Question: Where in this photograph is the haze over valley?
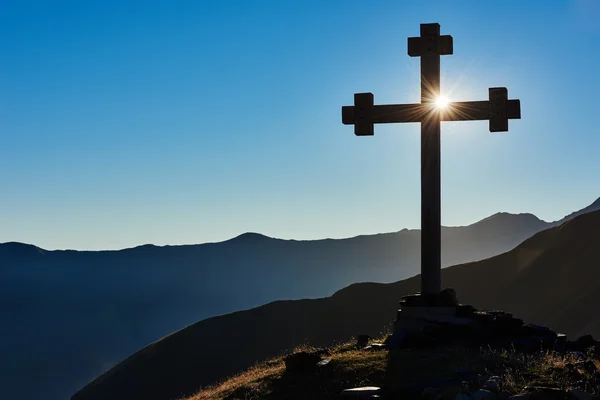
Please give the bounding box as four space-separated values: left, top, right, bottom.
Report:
2 197 599 400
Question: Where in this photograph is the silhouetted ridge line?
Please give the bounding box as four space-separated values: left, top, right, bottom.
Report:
0 241 45 257
228 232 273 242
4 195 598 400
70 210 600 400
552 196 600 226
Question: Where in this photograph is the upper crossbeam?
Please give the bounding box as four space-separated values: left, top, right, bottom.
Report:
341 88 521 135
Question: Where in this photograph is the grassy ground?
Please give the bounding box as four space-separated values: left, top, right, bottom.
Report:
182 339 600 400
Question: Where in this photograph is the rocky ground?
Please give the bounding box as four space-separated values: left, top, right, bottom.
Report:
181 296 600 400
182 331 600 400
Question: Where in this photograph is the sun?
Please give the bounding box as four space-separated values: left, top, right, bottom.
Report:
435 95 449 109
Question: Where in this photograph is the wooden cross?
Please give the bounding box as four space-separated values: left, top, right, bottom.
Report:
341 23 521 298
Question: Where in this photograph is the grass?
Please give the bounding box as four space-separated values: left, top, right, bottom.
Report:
498 349 600 395
182 339 600 400
183 341 387 400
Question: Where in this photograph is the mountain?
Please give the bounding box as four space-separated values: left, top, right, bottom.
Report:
2 196 598 400
552 196 600 226
72 210 600 400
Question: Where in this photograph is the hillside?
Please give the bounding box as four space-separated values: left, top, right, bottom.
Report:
7 199 588 400
185 341 600 400
72 210 600 400
553 196 600 226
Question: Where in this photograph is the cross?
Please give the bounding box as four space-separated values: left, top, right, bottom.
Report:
341 23 521 298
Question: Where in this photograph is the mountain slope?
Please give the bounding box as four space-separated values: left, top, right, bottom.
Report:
553 196 600 226
0 204 558 400
72 210 600 400
3 196 598 400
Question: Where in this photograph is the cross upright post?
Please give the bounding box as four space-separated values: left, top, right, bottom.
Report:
341 23 520 301
411 23 452 297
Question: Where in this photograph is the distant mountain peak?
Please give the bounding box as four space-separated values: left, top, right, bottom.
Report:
0 241 45 257
473 211 543 226
229 232 272 242
127 244 159 252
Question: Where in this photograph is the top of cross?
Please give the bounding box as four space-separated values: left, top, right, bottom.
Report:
408 23 453 57
341 23 521 135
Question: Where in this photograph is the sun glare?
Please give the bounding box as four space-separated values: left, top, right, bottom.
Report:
435 95 449 109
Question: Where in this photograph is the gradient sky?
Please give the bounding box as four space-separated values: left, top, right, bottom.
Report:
2 0 599 250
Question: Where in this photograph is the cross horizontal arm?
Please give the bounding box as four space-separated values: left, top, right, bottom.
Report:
342 100 520 124
342 103 424 125
443 100 521 122
341 88 521 135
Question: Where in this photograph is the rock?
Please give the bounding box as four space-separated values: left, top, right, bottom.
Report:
483 376 503 394
508 396 529 400
316 358 333 377
367 343 387 351
440 288 459 305
401 292 458 307
284 350 324 372
340 386 381 398
557 333 568 342
456 304 477 318
391 301 587 356
317 358 331 366
472 389 498 400
555 334 568 352
524 324 558 344
567 389 596 400
481 381 498 394
387 330 407 349
357 335 371 348
574 335 596 352
483 380 499 394
364 343 387 351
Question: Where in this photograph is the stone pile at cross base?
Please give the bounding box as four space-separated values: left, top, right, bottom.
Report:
388 288 596 354
378 288 598 356
285 289 600 400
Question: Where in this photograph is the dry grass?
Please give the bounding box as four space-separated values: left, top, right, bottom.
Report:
498 349 600 395
188 360 285 400
183 340 387 400
182 341 600 400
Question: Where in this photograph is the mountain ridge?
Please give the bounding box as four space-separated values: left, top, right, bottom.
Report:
3 196 599 400
72 210 600 400
4 196 599 252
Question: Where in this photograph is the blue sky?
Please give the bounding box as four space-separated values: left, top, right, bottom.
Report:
1 0 599 250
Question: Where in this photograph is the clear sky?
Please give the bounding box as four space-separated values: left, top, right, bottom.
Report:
1 0 599 250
